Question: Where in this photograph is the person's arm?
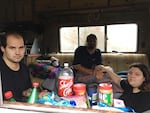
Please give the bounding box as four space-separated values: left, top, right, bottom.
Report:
74 64 104 80
96 65 122 86
74 64 94 75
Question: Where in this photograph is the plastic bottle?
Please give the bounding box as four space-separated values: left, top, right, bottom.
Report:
58 63 74 97
4 91 16 102
99 83 113 106
28 82 39 104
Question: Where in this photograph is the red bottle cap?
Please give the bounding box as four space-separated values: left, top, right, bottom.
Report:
4 91 13 99
33 82 39 87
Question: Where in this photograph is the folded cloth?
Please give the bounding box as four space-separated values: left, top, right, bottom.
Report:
29 62 62 79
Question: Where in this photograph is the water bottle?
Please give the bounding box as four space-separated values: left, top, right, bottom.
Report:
58 63 74 97
4 91 16 102
28 82 39 104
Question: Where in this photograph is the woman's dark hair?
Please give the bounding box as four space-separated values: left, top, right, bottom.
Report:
128 63 150 92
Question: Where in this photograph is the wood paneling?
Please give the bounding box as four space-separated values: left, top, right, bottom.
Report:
110 0 150 6
35 0 69 12
27 53 149 72
35 0 150 13
15 0 32 21
70 0 108 9
0 0 15 23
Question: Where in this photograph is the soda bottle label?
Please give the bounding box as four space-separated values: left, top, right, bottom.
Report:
58 76 73 97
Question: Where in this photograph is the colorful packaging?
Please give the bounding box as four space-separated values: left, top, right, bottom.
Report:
99 83 113 106
63 95 87 108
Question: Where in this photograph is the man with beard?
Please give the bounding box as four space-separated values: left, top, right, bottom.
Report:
73 34 103 83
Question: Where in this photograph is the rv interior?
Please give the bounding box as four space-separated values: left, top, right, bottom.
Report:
0 0 150 113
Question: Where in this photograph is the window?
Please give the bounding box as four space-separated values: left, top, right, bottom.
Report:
60 23 138 53
107 24 137 52
60 27 78 52
79 26 105 51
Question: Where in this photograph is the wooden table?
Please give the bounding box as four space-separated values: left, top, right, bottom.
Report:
0 101 129 113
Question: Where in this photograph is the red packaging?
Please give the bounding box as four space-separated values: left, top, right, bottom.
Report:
99 83 113 106
73 83 86 96
58 76 74 97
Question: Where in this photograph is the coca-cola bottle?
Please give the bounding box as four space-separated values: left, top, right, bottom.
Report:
58 63 74 97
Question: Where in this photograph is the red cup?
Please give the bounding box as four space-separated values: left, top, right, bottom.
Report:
73 83 86 96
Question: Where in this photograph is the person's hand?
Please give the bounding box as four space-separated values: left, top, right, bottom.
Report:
95 65 113 73
94 65 105 80
95 65 105 72
22 88 32 97
94 65 113 80
95 69 104 80
38 90 49 98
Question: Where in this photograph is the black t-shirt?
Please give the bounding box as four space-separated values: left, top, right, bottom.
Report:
119 80 150 112
0 57 32 101
73 46 102 69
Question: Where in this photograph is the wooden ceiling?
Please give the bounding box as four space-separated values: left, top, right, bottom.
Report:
35 0 150 14
0 0 150 23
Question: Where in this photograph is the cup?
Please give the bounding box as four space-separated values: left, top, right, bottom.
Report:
73 83 86 96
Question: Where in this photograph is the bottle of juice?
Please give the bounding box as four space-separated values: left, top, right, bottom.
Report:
28 82 39 104
4 91 16 102
58 63 74 97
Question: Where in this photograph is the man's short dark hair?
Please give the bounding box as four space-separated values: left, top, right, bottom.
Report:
0 25 24 48
86 34 97 42
0 30 24 48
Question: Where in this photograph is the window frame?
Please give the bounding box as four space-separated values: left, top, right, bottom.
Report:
59 23 138 53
